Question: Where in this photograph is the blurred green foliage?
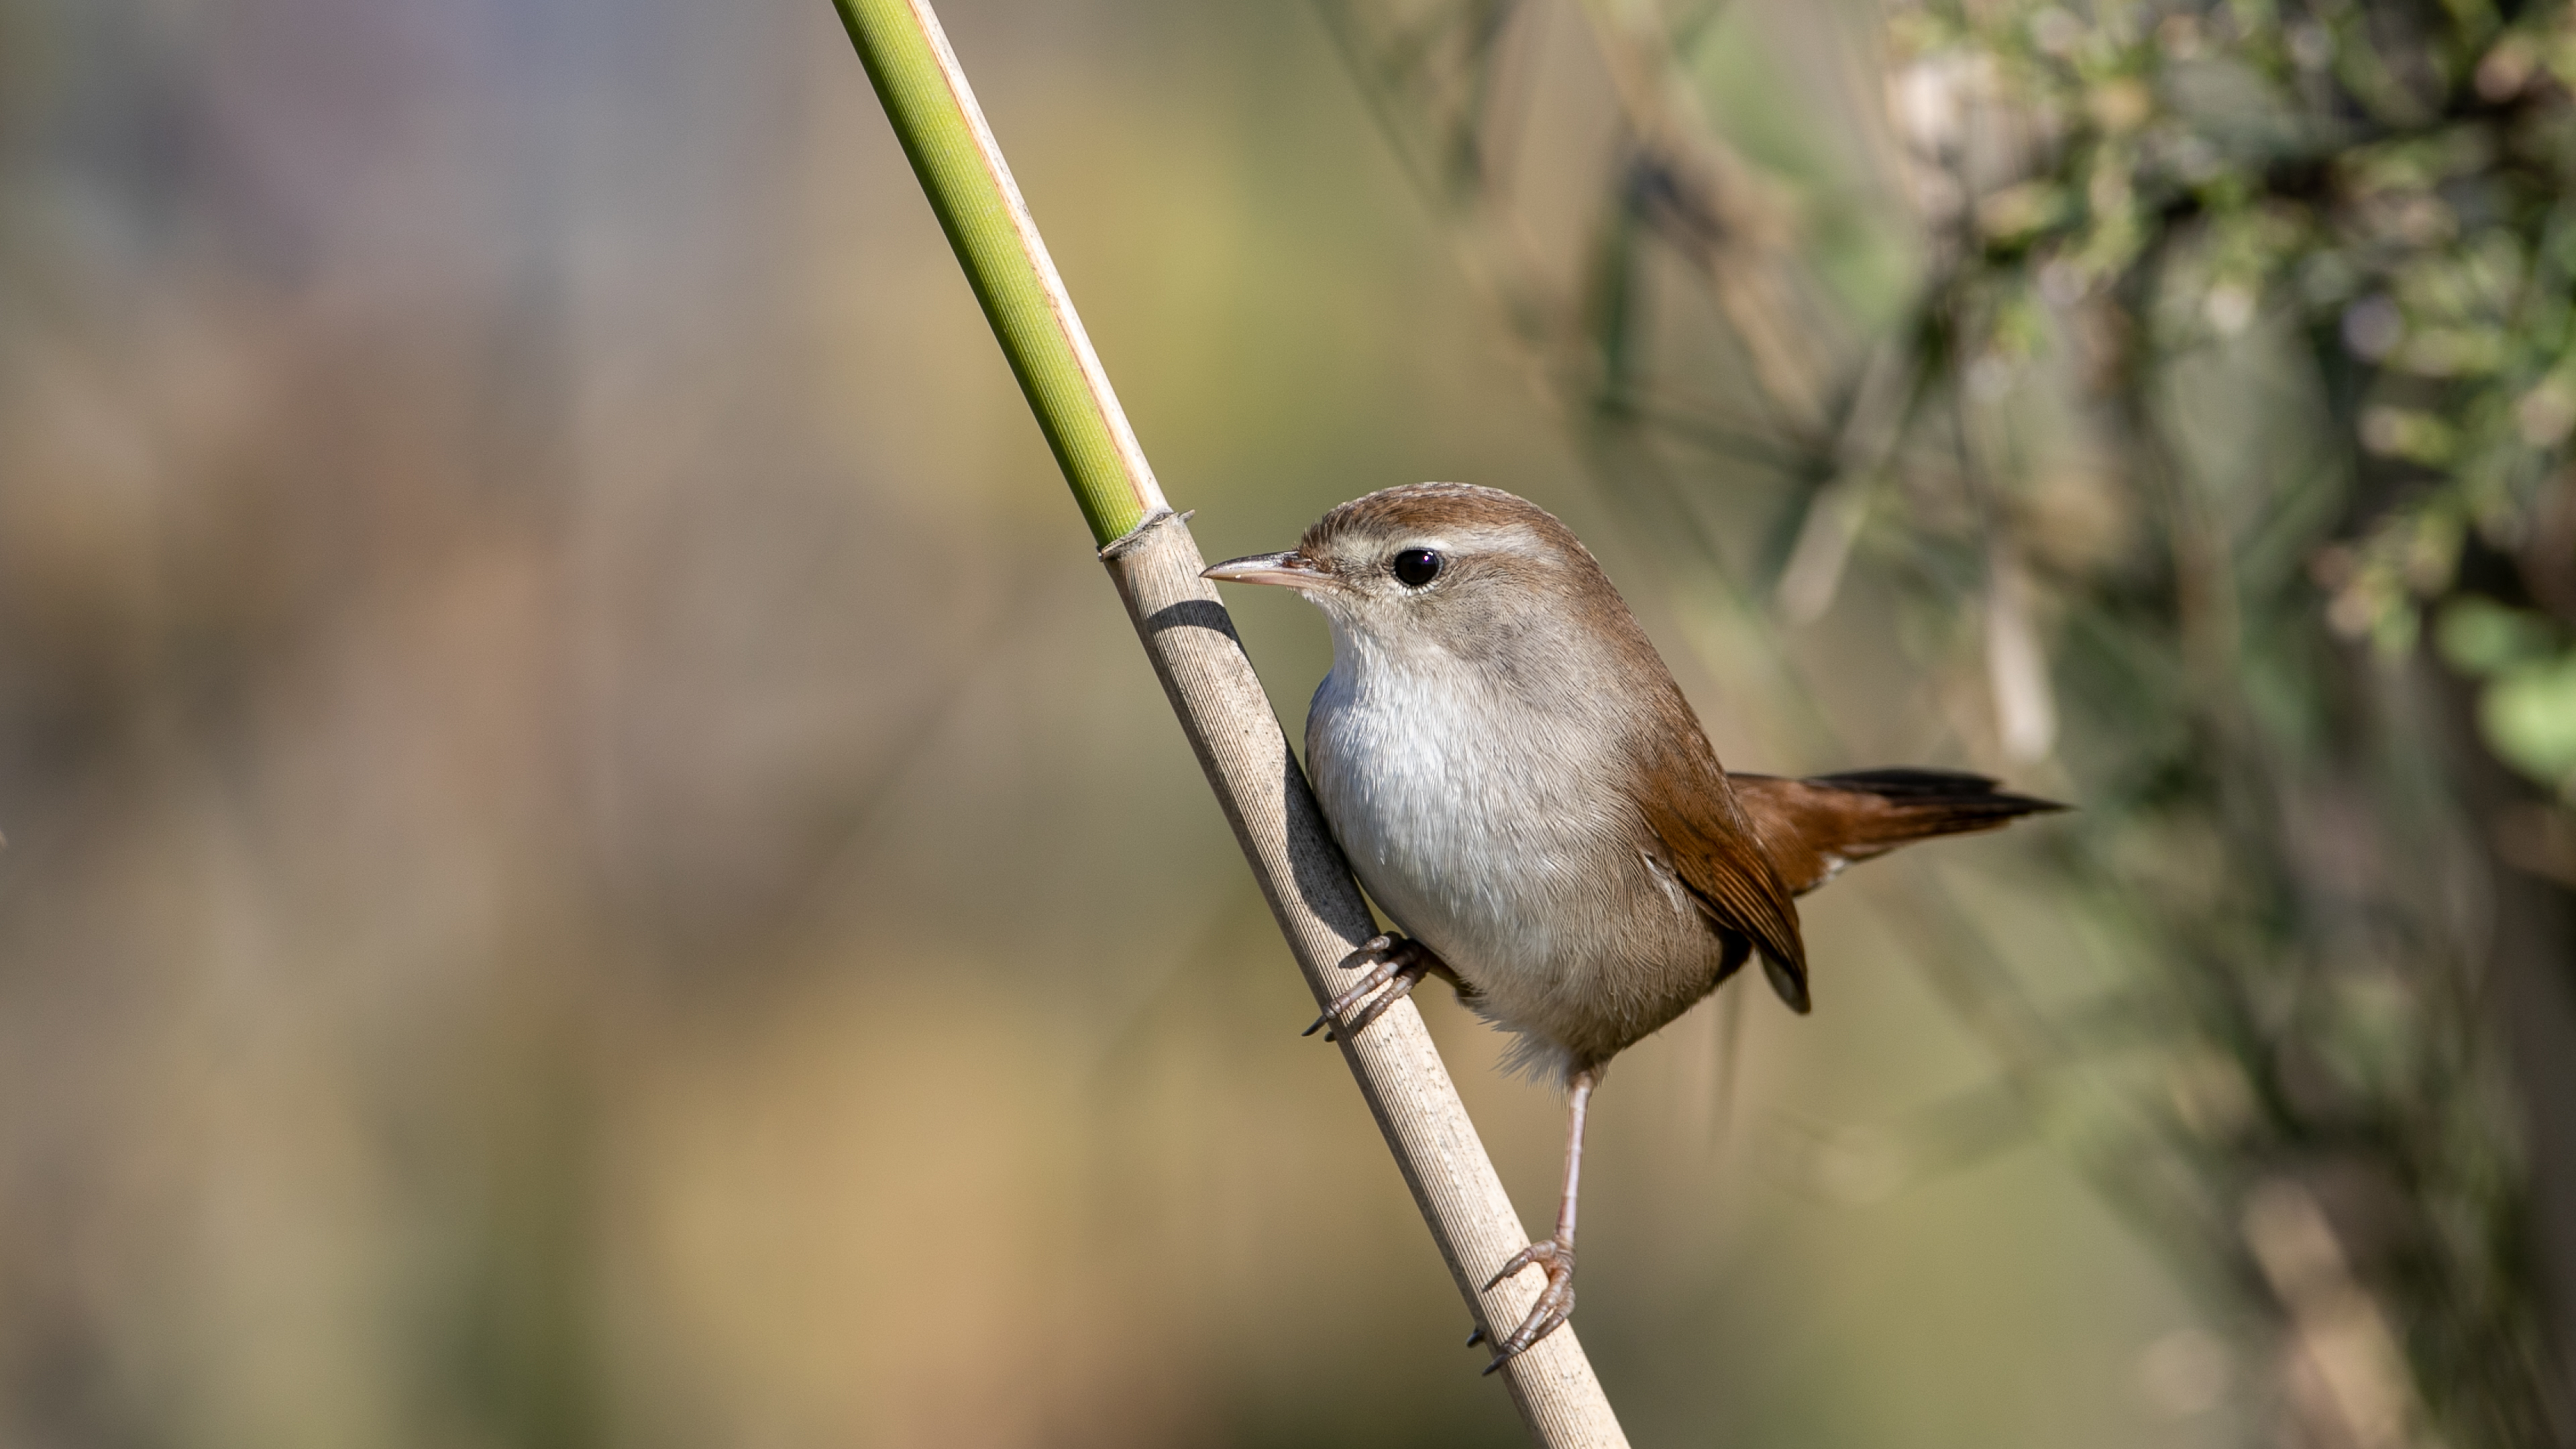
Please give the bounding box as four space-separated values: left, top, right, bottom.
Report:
1894 0 2576 780
2442 598 2576 789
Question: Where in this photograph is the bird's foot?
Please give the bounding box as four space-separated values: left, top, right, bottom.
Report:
1470 1236 1574 1373
1303 934 1439 1042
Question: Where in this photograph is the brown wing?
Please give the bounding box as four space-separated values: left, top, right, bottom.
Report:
1733 769 2068 895
1637 758 1811 1013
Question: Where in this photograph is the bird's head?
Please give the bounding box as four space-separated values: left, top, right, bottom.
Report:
1201 483 1614 663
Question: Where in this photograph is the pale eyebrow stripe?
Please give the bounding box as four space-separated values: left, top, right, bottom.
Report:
1412 525 1554 561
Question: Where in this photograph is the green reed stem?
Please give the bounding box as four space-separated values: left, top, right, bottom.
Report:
831 0 1167 547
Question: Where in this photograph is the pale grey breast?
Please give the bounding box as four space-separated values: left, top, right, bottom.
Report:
1305 616 1720 1065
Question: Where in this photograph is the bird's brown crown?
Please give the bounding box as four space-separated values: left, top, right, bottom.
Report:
1298 482 1589 563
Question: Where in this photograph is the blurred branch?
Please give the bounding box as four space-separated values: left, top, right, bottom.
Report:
1571 0 1840 439
828 1 1629 1440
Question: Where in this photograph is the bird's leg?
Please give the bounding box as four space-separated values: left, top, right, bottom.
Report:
1472 1065 1598 1373
1302 933 1444 1042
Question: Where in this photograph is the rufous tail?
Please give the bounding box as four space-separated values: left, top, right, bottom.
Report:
1730 768 2066 897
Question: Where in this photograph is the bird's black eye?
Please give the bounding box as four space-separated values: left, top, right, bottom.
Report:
1391 548 1442 588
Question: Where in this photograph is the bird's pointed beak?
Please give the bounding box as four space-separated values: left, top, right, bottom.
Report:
1201 550 1331 590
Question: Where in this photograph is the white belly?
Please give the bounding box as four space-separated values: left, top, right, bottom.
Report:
1305 645 1721 1073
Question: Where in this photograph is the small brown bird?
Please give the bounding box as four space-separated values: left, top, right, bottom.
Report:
1204 483 2061 1371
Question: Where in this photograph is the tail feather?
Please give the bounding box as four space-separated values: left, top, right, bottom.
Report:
1731 768 2066 896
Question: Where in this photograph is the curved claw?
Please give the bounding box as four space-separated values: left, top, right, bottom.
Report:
1479 1238 1575 1373
1303 934 1439 1042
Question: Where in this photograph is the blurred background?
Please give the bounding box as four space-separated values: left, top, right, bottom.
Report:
1 0 2571 1444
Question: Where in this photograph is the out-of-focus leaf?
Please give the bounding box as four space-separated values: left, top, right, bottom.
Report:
2481 653 2576 788
2436 598 2560 676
